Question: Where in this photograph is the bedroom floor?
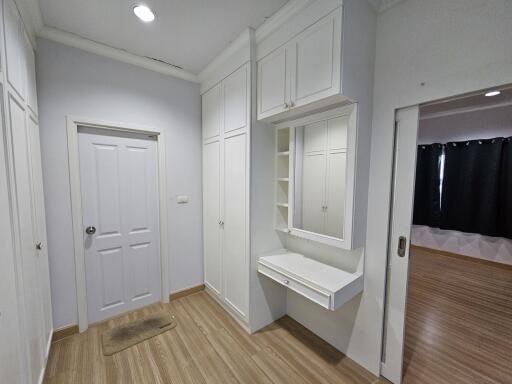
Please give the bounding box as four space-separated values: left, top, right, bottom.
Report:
403 247 512 384
43 291 386 384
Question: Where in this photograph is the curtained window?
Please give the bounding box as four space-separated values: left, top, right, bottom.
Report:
413 144 443 228
413 137 512 240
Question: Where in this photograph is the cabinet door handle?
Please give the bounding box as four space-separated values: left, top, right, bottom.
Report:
290 101 295 108
284 103 289 109
36 242 43 251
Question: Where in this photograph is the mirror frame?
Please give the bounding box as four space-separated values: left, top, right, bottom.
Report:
275 103 358 249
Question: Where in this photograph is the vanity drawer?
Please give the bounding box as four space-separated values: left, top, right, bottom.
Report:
258 263 331 309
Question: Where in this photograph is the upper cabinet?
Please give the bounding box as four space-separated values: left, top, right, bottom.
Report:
4 0 26 101
3 0 38 116
256 0 373 123
290 10 341 110
202 82 222 140
258 7 342 122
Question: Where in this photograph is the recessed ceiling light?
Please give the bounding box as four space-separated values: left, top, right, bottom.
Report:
133 5 155 22
485 90 501 97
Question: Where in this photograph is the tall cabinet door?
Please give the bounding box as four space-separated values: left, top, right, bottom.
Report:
8 95 44 383
27 116 53 351
203 140 222 297
223 132 248 318
202 83 222 141
0 91 24 384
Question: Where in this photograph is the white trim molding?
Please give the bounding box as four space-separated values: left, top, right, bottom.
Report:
66 116 170 332
40 27 198 83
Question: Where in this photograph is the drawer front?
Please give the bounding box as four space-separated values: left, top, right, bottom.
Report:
258 263 331 309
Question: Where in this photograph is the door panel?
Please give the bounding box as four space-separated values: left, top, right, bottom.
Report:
0 89 24 384
291 11 339 108
202 83 222 140
27 116 53 349
325 151 346 238
9 95 44 382
301 153 326 234
258 48 288 118
328 116 348 150
381 106 420 384
223 133 248 317
79 130 161 324
304 120 327 153
4 0 26 100
203 140 222 296
224 65 247 133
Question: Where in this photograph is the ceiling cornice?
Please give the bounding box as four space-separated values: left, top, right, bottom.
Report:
39 26 199 82
14 0 199 82
379 0 406 13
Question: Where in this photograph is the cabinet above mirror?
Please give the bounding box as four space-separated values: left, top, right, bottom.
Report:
274 104 360 250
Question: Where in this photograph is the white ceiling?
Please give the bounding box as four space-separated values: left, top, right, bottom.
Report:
39 0 289 74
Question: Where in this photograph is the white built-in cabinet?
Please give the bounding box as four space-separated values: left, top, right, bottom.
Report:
0 0 52 383
257 7 342 121
202 63 250 322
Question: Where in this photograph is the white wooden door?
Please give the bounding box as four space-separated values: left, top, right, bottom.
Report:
381 106 420 384
289 9 341 109
257 47 288 119
8 95 44 382
202 83 222 140
224 65 248 134
79 129 161 324
223 132 248 318
203 140 222 297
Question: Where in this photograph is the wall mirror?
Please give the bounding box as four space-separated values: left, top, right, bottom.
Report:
274 103 357 249
293 114 348 239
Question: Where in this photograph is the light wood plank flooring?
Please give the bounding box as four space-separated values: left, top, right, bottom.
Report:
44 291 385 384
403 247 512 384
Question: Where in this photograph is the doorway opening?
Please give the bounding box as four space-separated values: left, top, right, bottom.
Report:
382 85 512 384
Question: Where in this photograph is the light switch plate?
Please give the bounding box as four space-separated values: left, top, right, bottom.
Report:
177 195 189 204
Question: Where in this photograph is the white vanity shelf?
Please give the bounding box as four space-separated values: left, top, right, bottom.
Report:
258 250 363 311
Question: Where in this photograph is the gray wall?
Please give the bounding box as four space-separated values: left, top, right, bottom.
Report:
36 38 203 329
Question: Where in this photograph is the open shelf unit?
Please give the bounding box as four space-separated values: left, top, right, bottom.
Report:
275 126 291 232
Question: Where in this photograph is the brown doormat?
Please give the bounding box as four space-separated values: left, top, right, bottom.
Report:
102 312 177 356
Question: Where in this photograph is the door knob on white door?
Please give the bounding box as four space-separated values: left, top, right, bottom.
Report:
35 242 43 250
85 226 96 235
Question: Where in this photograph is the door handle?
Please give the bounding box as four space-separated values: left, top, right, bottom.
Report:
85 226 96 235
36 242 43 250
397 236 407 257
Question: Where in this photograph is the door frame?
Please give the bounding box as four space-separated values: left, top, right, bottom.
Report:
66 116 169 332
380 84 512 383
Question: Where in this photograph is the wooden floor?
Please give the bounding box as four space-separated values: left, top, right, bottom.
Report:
403 247 512 384
44 291 385 384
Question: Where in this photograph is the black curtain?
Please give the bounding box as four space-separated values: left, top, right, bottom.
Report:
440 137 512 239
413 144 442 227
498 138 512 239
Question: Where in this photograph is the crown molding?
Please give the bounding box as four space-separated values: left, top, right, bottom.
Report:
38 26 199 83
379 0 406 13
198 28 253 89
255 0 316 43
